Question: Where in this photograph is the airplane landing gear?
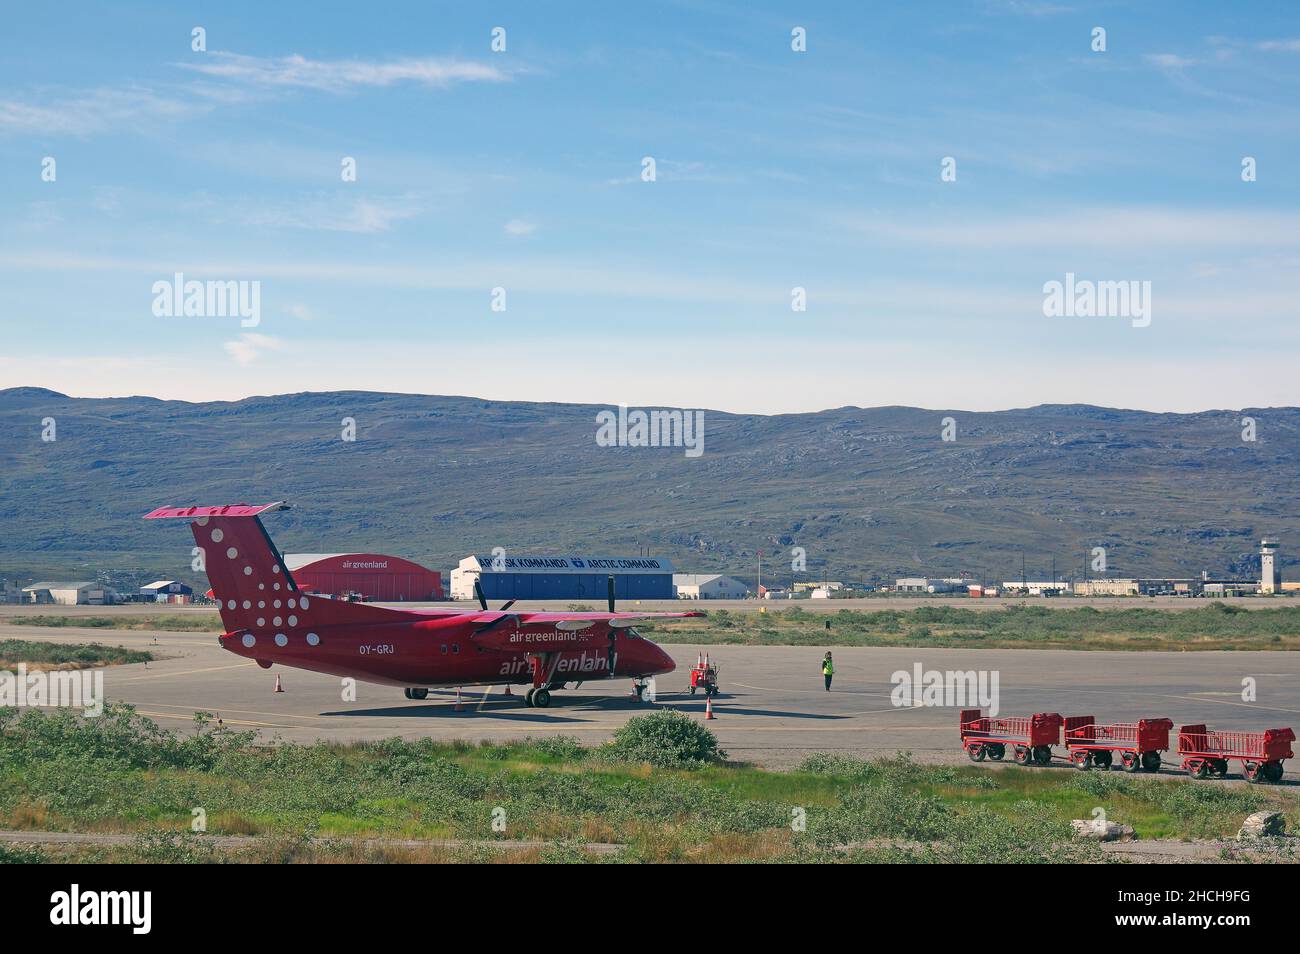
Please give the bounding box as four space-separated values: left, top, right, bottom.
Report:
631 680 647 701
524 688 551 708
404 688 429 700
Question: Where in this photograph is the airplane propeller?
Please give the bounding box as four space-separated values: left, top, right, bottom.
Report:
607 575 616 613
473 578 516 613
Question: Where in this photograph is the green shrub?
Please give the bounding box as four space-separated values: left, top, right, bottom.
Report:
600 710 725 768
0 843 46 864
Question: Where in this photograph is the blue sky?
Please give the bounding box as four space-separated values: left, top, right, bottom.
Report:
1 0 1298 412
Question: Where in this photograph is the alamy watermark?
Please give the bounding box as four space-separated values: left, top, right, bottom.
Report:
891 663 1000 715
152 272 261 327
1042 272 1150 328
595 404 705 458
0 665 104 716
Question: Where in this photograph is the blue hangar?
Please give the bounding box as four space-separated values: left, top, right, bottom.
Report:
450 554 674 601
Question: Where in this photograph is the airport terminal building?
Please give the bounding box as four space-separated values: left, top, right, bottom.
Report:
451 554 674 601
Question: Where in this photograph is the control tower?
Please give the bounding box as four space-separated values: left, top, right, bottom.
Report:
1260 539 1281 594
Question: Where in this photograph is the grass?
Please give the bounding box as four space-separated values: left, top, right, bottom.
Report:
11 615 213 632
0 704 1292 864
639 602 1300 651
12 601 1300 652
0 639 153 670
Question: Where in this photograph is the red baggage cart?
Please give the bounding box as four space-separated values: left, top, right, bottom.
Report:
1177 724 1294 783
1063 716 1172 773
960 709 1062 766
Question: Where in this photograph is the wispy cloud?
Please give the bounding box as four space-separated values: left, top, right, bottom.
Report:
504 219 537 236
179 52 512 92
1145 53 1197 70
212 195 420 234
0 86 197 135
224 333 285 366
834 208 1300 250
282 303 314 321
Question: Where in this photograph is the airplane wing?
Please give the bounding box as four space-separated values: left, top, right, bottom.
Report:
465 610 702 651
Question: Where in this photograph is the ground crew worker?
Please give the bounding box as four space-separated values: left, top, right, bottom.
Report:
822 651 834 691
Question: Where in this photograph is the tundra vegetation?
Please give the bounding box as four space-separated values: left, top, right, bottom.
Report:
643 602 1300 651
0 639 153 669
11 601 1300 651
0 706 1292 864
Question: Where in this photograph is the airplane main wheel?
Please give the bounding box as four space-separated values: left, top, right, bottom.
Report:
532 688 551 708
404 688 429 700
524 689 535 707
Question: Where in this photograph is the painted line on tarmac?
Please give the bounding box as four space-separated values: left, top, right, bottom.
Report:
130 701 331 723
111 662 257 683
132 709 297 729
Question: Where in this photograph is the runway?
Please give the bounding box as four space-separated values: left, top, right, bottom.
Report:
5 614 1299 769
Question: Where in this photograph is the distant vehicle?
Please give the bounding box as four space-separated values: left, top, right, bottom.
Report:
146 503 698 708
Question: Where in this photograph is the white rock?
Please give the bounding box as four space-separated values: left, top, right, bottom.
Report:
1072 819 1135 842
1238 811 1286 840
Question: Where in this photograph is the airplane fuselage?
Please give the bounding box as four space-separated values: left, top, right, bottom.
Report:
218 612 675 688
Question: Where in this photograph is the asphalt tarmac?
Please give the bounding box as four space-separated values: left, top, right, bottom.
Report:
4 609 1298 772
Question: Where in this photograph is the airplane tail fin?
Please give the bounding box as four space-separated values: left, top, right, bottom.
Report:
144 503 412 632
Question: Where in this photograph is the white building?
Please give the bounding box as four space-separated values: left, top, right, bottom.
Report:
21 581 117 605
1000 581 1071 596
895 577 965 593
673 574 750 600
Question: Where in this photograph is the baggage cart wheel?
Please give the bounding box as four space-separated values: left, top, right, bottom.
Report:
1187 759 1208 780
1212 759 1229 778
1094 750 1113 771
985 743 1005 761
966 743 986 762
1072 751 1091 771
1033 745 1052 766
1243 761 1262 784
1264 762 1284 783
1141 752 1161 772
1013 745 1031 765
1120 752 1140 773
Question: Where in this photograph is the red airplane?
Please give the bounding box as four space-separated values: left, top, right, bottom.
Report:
145 502 699 708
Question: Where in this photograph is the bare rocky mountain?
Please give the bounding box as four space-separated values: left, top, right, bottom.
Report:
0 387 1295 587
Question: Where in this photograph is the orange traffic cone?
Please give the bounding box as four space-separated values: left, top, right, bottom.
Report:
274 673 284 693
454 687 464 712
503 684 513 696
705 695 715 720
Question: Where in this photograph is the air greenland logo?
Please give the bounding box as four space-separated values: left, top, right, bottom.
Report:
342 560 388 570
50 884 151 935
596 404 705 458
498 651 609 676
151 271 261 327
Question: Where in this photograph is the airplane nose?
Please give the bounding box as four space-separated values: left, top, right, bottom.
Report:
654 642 676 674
